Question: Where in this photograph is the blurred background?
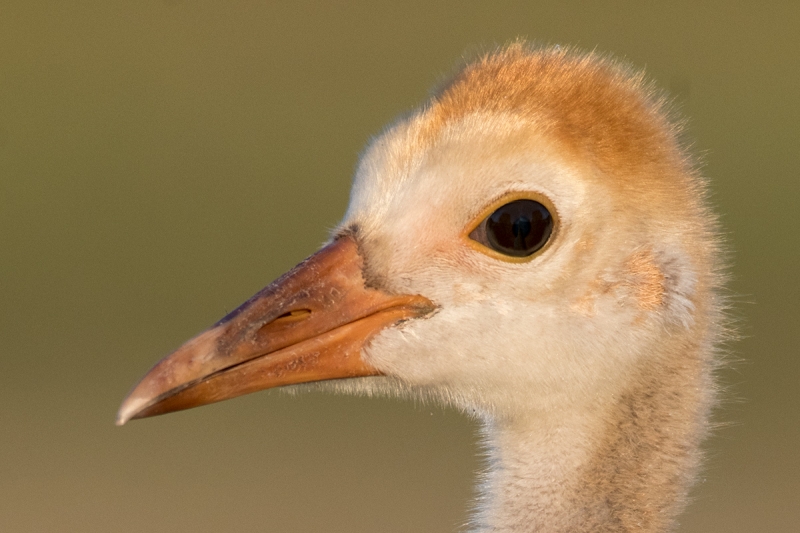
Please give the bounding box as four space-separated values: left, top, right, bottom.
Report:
1 2 798 532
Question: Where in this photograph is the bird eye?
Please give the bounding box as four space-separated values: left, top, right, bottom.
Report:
469 199 554 258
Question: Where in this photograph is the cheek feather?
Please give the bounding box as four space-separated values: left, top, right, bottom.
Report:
625 249 666 311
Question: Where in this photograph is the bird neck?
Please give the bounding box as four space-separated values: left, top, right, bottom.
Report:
473 344 711 533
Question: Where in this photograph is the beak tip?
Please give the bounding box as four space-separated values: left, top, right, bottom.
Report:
116 396 146 426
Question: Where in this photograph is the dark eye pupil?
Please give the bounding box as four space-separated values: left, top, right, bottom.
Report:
484 199 553 257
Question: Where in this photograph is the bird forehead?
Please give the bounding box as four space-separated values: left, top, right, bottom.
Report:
346 111 589 236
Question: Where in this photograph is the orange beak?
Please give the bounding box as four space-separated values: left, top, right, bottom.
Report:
116 235 434 425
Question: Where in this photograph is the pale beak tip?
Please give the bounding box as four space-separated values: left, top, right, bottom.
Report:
115 396 146 426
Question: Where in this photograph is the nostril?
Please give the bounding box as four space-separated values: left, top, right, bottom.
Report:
257 309 312 338
272 309 312 324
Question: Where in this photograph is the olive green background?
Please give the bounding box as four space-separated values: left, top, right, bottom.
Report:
1 2 798 532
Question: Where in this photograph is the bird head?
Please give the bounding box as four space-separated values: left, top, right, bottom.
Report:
117 45 716 427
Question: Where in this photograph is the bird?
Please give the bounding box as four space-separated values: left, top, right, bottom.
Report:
117 43 727 532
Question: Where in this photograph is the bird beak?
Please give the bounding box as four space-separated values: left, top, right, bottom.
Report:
116 235 434 426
